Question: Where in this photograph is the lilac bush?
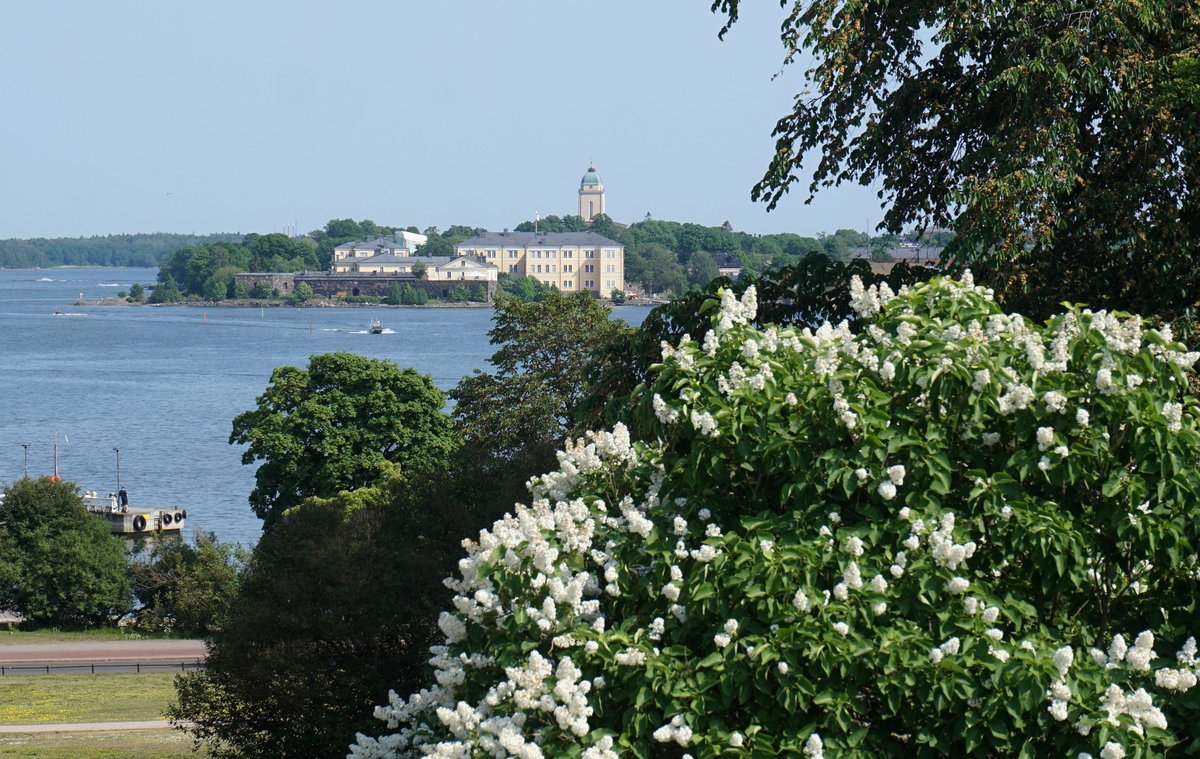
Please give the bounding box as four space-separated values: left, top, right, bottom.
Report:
351 275 1200 757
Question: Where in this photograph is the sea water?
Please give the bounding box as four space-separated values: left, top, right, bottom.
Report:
0 268 651 546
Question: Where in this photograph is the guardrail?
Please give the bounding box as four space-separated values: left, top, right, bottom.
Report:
0 660 204 675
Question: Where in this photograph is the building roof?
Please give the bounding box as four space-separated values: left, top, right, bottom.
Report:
334 235 421 251
349 253 454 265
580 166 602 187
456 231 622 249
345 253 497 269
442 257 493 268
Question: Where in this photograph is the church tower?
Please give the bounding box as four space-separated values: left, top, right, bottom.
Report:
578 165 606 223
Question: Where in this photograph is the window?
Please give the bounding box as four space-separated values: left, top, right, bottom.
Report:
564 250 573 258
585 280 594 288
564 264 573 273
509 264 518 273
606 250 614 258
606 280 613 288
586 251 595 258
535 251 542 259
548 264 555 273
585 264 594 273
565 280 574 289
508 249 518 257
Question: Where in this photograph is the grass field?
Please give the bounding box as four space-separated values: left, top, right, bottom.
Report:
0 671 212 757
0 672 177 724
0 627 180 646
0 729 206 758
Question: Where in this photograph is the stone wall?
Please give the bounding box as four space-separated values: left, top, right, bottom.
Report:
232 272 496 301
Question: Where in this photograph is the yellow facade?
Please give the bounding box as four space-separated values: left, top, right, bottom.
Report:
455 236 624 298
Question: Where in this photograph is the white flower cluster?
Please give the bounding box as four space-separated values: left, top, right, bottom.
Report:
848 275 896 318
652 714 693 746
929 636 961 665
716 286 758 332
354 273 1200 757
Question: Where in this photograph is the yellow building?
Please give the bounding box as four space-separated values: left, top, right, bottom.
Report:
454 231 624 297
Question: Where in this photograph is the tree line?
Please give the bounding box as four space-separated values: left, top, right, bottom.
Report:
0 233 241 269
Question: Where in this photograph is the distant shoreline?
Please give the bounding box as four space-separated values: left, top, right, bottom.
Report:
76 298 658 309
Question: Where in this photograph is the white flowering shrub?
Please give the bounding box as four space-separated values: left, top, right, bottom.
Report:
351 275 1200 758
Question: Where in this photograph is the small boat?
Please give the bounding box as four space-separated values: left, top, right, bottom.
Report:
369 320 384 334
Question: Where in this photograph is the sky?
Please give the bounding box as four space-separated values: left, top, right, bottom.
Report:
0 1 883 240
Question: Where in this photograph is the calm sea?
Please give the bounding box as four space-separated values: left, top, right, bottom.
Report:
0 267 651 546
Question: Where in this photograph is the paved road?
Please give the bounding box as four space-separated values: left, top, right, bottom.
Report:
0 639 206 675
0 720 178 733
0 639 206 663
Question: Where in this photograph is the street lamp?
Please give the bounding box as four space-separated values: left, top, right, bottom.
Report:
21 443 28 478
113 447 120 492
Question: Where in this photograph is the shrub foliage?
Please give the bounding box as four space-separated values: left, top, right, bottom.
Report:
351 276 1200 757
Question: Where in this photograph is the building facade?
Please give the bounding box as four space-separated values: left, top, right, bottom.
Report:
578 165 605 222
454 230 624 297
331 232 429 272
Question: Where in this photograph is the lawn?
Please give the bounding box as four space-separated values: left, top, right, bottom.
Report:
0 729 207 758
0 627 180 646
0 672 177 724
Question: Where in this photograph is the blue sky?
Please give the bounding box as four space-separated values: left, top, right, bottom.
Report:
0 1 881 240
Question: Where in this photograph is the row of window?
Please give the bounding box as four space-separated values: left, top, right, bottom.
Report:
504 264 604 274
478 249 618 260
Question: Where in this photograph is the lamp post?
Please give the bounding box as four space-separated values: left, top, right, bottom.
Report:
21 443 28 478
113 447 120 492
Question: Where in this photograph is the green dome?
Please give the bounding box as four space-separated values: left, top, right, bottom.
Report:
581 166 602 186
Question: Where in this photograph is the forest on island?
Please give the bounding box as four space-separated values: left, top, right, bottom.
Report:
0 232 241 269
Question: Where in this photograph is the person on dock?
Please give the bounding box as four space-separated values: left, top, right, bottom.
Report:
118 487 128 512
109 492 118 513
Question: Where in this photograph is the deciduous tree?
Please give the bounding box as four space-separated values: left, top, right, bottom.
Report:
711 0 1200 321
132 531 245 634
0 478 131 627
172 474 458 759
229 353 458 529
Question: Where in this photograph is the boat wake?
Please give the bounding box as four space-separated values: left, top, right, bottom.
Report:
98 282 122 287
53 312 88 317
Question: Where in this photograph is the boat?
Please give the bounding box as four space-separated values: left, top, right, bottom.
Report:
369 320 384 334
81 491 186 535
